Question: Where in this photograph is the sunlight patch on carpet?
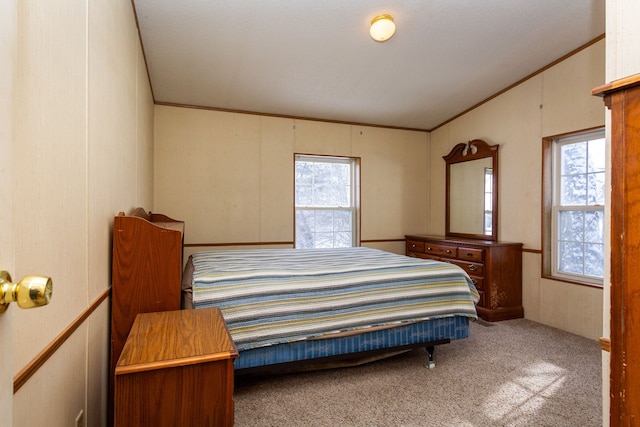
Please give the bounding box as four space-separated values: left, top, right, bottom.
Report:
482 361 567 426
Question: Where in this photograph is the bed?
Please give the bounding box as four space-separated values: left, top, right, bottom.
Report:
183 246 479 374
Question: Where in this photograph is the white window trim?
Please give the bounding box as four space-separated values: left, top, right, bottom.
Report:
294 154 360 248
483 167 493 235
550 129 605 286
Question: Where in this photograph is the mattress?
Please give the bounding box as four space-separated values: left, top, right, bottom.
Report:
189 247 479 351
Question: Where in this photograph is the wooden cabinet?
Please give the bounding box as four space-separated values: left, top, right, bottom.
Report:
114 308 238 426
593 74 640 424
405 235 523 321
109 208 184 424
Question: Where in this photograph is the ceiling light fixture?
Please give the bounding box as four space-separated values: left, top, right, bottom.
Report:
369 14 396 42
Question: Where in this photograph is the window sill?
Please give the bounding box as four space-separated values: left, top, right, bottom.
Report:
541 274 604 289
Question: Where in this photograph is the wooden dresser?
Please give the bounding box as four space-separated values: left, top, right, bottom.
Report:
109 208 184 425
114 308 238 426
405 235 523 321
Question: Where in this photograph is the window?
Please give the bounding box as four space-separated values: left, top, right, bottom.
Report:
484 167 493 235
543 129 606 286
294 154 360 248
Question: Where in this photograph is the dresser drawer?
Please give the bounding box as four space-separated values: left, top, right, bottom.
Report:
470 277 484 291
424 243 457 258
457 247 484 262
450 259 484 276
406 240 425 253
408 252 439 261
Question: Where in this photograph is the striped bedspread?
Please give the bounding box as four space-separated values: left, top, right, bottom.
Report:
191 247 479 351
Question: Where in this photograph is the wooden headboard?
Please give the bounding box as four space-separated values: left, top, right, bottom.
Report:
127 206 151 221
125 207 182 226
109 208 185 423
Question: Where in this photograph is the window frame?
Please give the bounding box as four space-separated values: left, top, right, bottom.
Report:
542 128 605 288
483 167 493 235
293 154 361 249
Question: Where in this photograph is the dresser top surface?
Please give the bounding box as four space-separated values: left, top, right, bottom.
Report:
116 308 238 375
405 235 522 248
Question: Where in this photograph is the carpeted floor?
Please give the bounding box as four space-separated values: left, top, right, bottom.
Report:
233 318 602 426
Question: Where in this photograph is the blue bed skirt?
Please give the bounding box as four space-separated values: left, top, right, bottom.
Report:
234 316 470 371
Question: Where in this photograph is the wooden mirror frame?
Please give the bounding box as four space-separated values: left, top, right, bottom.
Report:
443 139 499 241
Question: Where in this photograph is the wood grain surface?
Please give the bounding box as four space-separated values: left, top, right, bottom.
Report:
114 308 237 426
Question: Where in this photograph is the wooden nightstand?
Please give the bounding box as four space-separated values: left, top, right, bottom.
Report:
114 308 238 426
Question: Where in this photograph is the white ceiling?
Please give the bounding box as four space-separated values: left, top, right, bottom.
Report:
133 0 605 131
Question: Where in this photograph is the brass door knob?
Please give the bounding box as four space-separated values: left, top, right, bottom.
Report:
0 270 53 314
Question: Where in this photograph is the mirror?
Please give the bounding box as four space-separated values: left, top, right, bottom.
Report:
444 139 499 241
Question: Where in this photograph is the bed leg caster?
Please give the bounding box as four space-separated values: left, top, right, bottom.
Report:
424 345 436 369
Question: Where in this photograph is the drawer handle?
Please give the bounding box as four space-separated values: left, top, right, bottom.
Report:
446 249 452 254
466 252 473 257
411 244 416 248
427 247 432 251
469 265 478 272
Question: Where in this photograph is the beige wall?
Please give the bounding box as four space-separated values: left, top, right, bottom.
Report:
154 106 428 258
12 1 153 426
429 39 606 341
